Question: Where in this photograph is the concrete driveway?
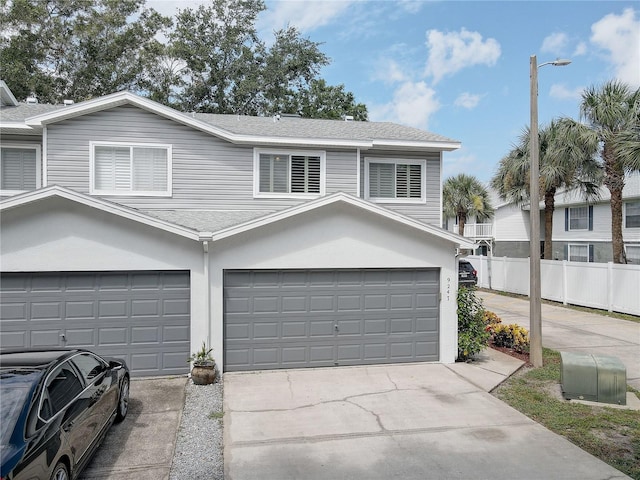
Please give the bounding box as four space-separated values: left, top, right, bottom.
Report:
224 359 629 480
478 290 640 389
80 377 186 480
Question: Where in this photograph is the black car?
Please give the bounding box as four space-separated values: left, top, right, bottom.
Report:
0 349 129 480
458 259 478 287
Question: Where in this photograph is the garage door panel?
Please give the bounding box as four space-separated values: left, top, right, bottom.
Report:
224 268 439 371
0 272 190 377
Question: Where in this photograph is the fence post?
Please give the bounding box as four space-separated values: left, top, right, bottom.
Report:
562 260 567 306
607 262 613 312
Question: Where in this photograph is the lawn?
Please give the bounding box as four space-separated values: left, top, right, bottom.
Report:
493 348 640 479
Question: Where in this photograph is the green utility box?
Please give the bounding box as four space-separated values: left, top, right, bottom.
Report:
560 352 626 405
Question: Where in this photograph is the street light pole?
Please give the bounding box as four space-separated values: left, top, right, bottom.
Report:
529 55 571 368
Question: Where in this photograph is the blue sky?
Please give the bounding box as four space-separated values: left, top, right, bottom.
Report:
149 1 640 183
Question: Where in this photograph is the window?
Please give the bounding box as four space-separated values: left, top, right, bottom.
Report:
91 142 171 196
567 244 593 263
626 245 640 264
365 158 426 202
565 206 593 231
254 149 325 197
0 146 41 194
72 353 106 382
41 361 83 420
625 201 640 228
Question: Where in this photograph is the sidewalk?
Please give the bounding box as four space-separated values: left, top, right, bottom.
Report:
478 290 640 389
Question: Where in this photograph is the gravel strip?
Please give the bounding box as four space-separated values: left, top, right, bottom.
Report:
170 378 224 480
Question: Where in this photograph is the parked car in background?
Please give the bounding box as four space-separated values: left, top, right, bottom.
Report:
0 349 129 480
458 259 478 287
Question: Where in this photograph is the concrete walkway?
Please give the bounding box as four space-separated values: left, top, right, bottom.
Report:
80 377 186 480
478 290 640 389
224 352 629 480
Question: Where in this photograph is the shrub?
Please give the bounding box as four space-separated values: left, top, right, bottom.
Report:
483 310 501 326
457 286 490 361
489 323 530 353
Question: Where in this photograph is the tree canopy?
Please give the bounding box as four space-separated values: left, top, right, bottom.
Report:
443 173 494 237
1 0 368 119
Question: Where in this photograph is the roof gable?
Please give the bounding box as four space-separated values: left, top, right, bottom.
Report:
0 186 200 240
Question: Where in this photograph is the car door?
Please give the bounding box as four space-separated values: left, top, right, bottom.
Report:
70 353 117 443
42 360 94 472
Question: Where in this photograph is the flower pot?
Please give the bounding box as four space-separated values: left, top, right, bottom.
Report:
191 364 216 385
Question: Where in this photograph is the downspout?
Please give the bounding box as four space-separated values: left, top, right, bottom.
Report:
42 126 48 187
356 147 361 197
203 240 211 348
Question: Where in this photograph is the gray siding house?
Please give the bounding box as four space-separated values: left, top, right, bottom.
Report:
0 82 474 376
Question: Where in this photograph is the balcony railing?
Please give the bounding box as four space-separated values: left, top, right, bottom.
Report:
447 223 493 238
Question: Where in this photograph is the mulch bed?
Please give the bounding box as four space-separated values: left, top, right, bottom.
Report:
489 341 532 367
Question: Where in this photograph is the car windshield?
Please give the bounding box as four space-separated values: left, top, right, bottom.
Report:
0 384 30 444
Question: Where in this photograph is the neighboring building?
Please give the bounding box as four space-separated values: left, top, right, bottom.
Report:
445 174 640 264
0 82 473 376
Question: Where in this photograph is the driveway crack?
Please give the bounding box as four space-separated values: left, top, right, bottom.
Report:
345 398 387 432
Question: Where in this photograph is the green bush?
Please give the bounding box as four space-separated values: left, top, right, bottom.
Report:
457 286 490 361
489 323 530 353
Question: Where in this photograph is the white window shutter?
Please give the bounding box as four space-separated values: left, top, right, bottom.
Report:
1 148 36 190
133 147 167 191
369 162 394 198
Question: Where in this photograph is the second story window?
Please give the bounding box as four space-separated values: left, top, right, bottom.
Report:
565 205 593 231
0 146 41 195
90 142 171 196
625 201 640 228
364 158 426 203
254 149 325 197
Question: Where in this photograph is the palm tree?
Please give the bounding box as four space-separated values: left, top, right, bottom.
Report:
561 81 640 263
443 174 494 237
491 119 601 260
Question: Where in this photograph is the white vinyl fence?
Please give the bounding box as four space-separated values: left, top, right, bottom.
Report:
466 255 640 316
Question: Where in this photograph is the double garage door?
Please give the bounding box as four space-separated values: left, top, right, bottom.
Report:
224 268 440 371
0 271 190 377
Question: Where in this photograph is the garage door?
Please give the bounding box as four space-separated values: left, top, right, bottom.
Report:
0 271 190 377
224 268 439 371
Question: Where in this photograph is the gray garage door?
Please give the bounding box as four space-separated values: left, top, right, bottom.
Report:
224 268 439 372
0 271 190 377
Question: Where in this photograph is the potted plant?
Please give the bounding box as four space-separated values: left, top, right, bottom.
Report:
188 341 216 385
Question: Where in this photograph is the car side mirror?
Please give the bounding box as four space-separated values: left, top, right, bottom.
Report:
109 360 123 370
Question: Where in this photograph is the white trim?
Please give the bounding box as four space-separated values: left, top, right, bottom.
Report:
205 191 476 249
0 185 199 240
0 80 19 106
252 148 326 198
624 243 640 264
363 157 427 204
0 143 42 196
42 126 48 187
89 141 172 197
356 148 361 198
371 139 460 151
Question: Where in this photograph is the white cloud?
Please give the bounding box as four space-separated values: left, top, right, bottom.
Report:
454 92 482 109
397 0 423 14
590 8 640 87
371 58 409 84
424 28 501 85
369 81 440 129
260 0 353 34
443 152 479 180
573 42 588 56
541 32 568 54
549 83 583 101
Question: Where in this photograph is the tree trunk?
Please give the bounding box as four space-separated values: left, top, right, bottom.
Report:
458 213 467 237
543 188 556 260
603 143 627 263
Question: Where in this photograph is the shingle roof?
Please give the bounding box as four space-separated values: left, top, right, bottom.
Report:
193 113 458 144
142 209 274 232
0 103 65 121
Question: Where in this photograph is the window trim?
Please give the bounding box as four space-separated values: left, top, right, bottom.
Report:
89 141 172 197
0 144 42 196
567 206 590 231
567 243 592 263
364 157 427 204
253 148 326 198
37 358 87 424
625 244 640 264
624 201 640 229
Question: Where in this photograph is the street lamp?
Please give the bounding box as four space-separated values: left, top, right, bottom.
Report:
529 55 571 367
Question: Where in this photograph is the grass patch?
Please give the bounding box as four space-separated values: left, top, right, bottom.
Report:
479 288 640 323
208 411 224 420
494 348 640 479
